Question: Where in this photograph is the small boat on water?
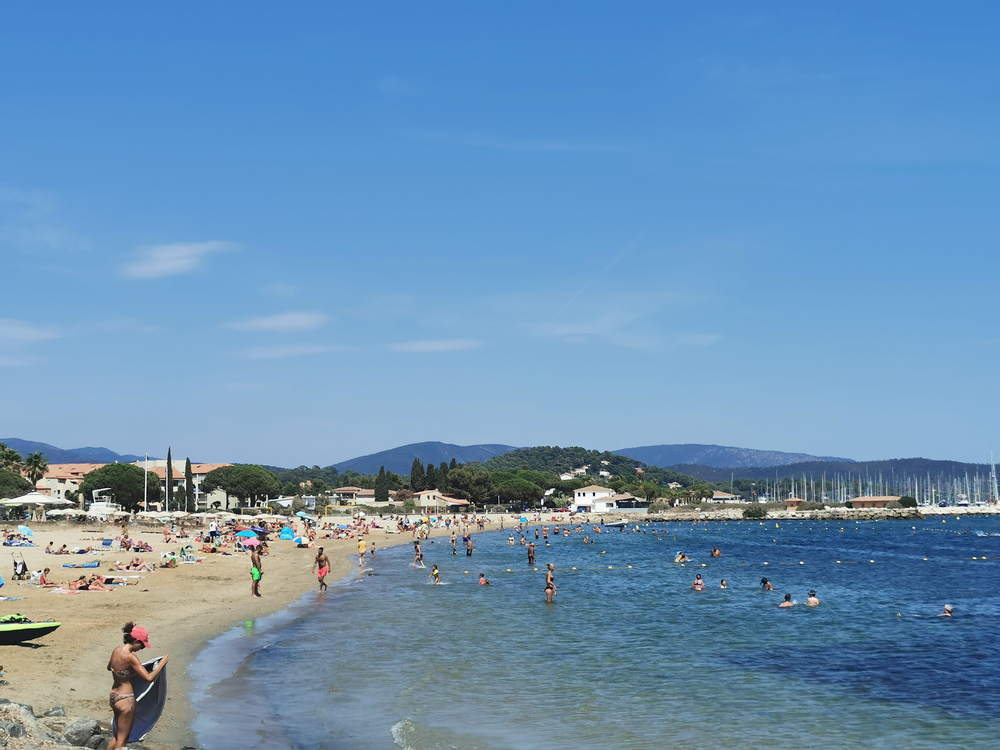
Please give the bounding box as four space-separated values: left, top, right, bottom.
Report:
604 520 628 528
0 616 61 645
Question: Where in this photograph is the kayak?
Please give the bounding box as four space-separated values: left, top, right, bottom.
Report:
0 621 61 645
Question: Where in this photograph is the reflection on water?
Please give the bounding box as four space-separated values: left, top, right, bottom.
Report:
194 518 1000 749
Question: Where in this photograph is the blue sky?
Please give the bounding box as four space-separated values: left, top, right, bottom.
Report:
1 3 997 466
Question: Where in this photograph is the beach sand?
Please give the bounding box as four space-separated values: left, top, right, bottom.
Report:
1 520 432 749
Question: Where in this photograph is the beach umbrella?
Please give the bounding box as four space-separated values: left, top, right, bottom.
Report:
293 536 308 545
235 530 257 538
242 537 261 547
8 492 73 506
18 525 33 536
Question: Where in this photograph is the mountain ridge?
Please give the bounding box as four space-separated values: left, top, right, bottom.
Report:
329 441 518 475
614 443 853 469
0 438 147 464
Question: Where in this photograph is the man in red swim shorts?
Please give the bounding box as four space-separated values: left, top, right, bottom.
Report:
313 547 330 592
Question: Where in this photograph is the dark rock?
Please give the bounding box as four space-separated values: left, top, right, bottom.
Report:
44 705 67 717
62 717 100 746
86 734 110 749
0 723 24 738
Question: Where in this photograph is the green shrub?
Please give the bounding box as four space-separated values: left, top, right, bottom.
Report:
742 504 768 519
898 496 917 508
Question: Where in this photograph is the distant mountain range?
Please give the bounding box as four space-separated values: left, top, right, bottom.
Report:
674 457 993 483
330 442 518 475
614 444 853 469
0 438 147 464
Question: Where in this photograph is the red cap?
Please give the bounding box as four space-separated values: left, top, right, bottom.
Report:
130 626 151 649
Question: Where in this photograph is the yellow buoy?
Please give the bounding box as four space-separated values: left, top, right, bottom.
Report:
533 567 538 571
506 569 512 572
836 560 841 564
608 566 613 569
628 565 633 568
924 558 928 561
763 562 768 565
870 560 875 563
776 524 779 528
799 561 804 565
572 567 577 570
464 571 469 574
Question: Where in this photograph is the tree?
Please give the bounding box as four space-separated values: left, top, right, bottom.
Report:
743 504 767 519
410 458 426 492
65 489 80 507
375 466 390 503
425 463 439 490
495 477 542 506
201 465 235 509
449 458 458 471
0 443 24 474
282 482 299 497
0 470 32 499
80 463 162 513
166 447 174 511
899 495 917 508
184 457 194 512
23 451 49 489
225 465 281 507
447 464 494 507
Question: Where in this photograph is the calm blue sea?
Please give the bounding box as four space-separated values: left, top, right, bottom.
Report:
189 517 1000 749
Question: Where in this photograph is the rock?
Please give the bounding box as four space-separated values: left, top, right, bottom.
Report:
0 723 24 738
63 717 100 746
45 706 67 717
0 699 34 717
86 734 110 749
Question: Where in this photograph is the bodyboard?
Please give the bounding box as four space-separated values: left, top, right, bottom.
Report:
111 657 167 742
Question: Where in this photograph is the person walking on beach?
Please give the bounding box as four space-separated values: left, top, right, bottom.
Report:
250 547 263 598
413 541 425 568
545 563 556 603
358 538 367 567
430 564 441 585
527 542 536 566
107 622 168 750
209 519 218 543
313 548 330 592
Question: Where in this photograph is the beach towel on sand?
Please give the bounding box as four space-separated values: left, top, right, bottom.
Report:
62 561 100 568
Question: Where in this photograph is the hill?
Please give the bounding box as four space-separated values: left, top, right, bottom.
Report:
615 443 853 468
484 446 697 487
672 457 992 483
331 441 517 475
0 438 147 464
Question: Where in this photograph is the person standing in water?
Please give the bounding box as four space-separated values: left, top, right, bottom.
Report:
107 622 168 750
250 546 263 598
313 547 330 592
760 577 773 591
545 563 556 603
413 540 424 568
466 535 475 557
451 529 457 555
691 574 705 591
527 542 536 566
720 579 727 589
807 590 819 606
430 564 441 585
358 538 367 567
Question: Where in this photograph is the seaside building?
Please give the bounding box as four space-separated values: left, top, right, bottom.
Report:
34 463 106 500
413 489 469 510
850 495 898 509
130 460 233 510
331 486 376 505
571 485 618 513
710 490 743 503
785 497 805 511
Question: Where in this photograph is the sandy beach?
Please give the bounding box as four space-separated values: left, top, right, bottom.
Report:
1 518 444 749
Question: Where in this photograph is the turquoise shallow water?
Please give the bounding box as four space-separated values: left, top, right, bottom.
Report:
191 517 1000 749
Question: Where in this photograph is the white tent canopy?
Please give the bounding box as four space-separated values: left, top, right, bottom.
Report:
5 492 74 506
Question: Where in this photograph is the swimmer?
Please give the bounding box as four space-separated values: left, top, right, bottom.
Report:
479 573 490 585
430 564 440 585
508 535 515 546
691 574 705 591
779 593 793 608
720 579 727 589
760 577 773 591
675 552 690 563
711 546 722 557
937 604 954 617
807 590 820 606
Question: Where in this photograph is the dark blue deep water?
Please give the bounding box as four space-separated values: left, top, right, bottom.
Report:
191 516 1000 749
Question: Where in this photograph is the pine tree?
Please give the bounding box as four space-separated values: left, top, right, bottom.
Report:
375 466 390 503
184 457 194 512
439 462 450 492
410 458 426 492
449 458 458 471
425 463 438 490
166 447 174 511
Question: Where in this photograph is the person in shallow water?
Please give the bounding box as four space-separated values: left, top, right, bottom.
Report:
430 565 440 585
313 547 330 592
807 590 820 606
760 577 773 591
675 551 690 563
691 574 705 591
779 594 794 608
711 546 722 557
107 622 168 750
545 563 556 603
938 604 954 617
479 573 490 585
720 579 727 589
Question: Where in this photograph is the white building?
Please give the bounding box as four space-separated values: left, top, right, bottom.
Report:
571 485 618 513
35 463 105 500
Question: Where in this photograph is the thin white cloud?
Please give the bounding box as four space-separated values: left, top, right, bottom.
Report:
678 334 722 347
122 241 237 279
234 344 347 360
228 311 327 333
0 188 90 254
390 339 483 353
0 318 60 342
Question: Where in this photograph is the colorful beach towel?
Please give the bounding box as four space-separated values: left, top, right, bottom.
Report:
62 561 100 569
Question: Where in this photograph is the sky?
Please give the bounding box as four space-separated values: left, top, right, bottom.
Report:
1 3 998 467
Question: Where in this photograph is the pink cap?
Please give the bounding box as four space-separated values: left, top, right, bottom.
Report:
130 626 151 649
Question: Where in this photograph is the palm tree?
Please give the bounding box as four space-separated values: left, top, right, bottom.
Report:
23 451 49 489
0 442 23 473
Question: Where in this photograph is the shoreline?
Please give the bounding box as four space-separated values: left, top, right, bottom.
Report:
0 517 479 749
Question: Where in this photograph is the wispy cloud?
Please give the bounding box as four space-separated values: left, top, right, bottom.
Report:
227 311 327 333
122 241 237 279
389 339 483 353
534 310 658 350
678 334 722 347
0 318 60 342
0 188 90 254
234 343 347 360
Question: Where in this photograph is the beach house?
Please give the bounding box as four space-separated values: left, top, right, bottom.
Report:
849 495 898 509
34 463 105 500
571 485 618 513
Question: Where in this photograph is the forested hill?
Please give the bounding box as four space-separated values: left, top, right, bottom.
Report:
0 437 146 464
615 443 853 468
331 441 516 475
672 457 993 483
484 446 697 487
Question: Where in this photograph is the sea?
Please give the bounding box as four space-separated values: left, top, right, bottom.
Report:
188 516 1000 749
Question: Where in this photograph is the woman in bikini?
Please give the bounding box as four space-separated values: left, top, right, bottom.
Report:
545 563 556 603
107 622 168 750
